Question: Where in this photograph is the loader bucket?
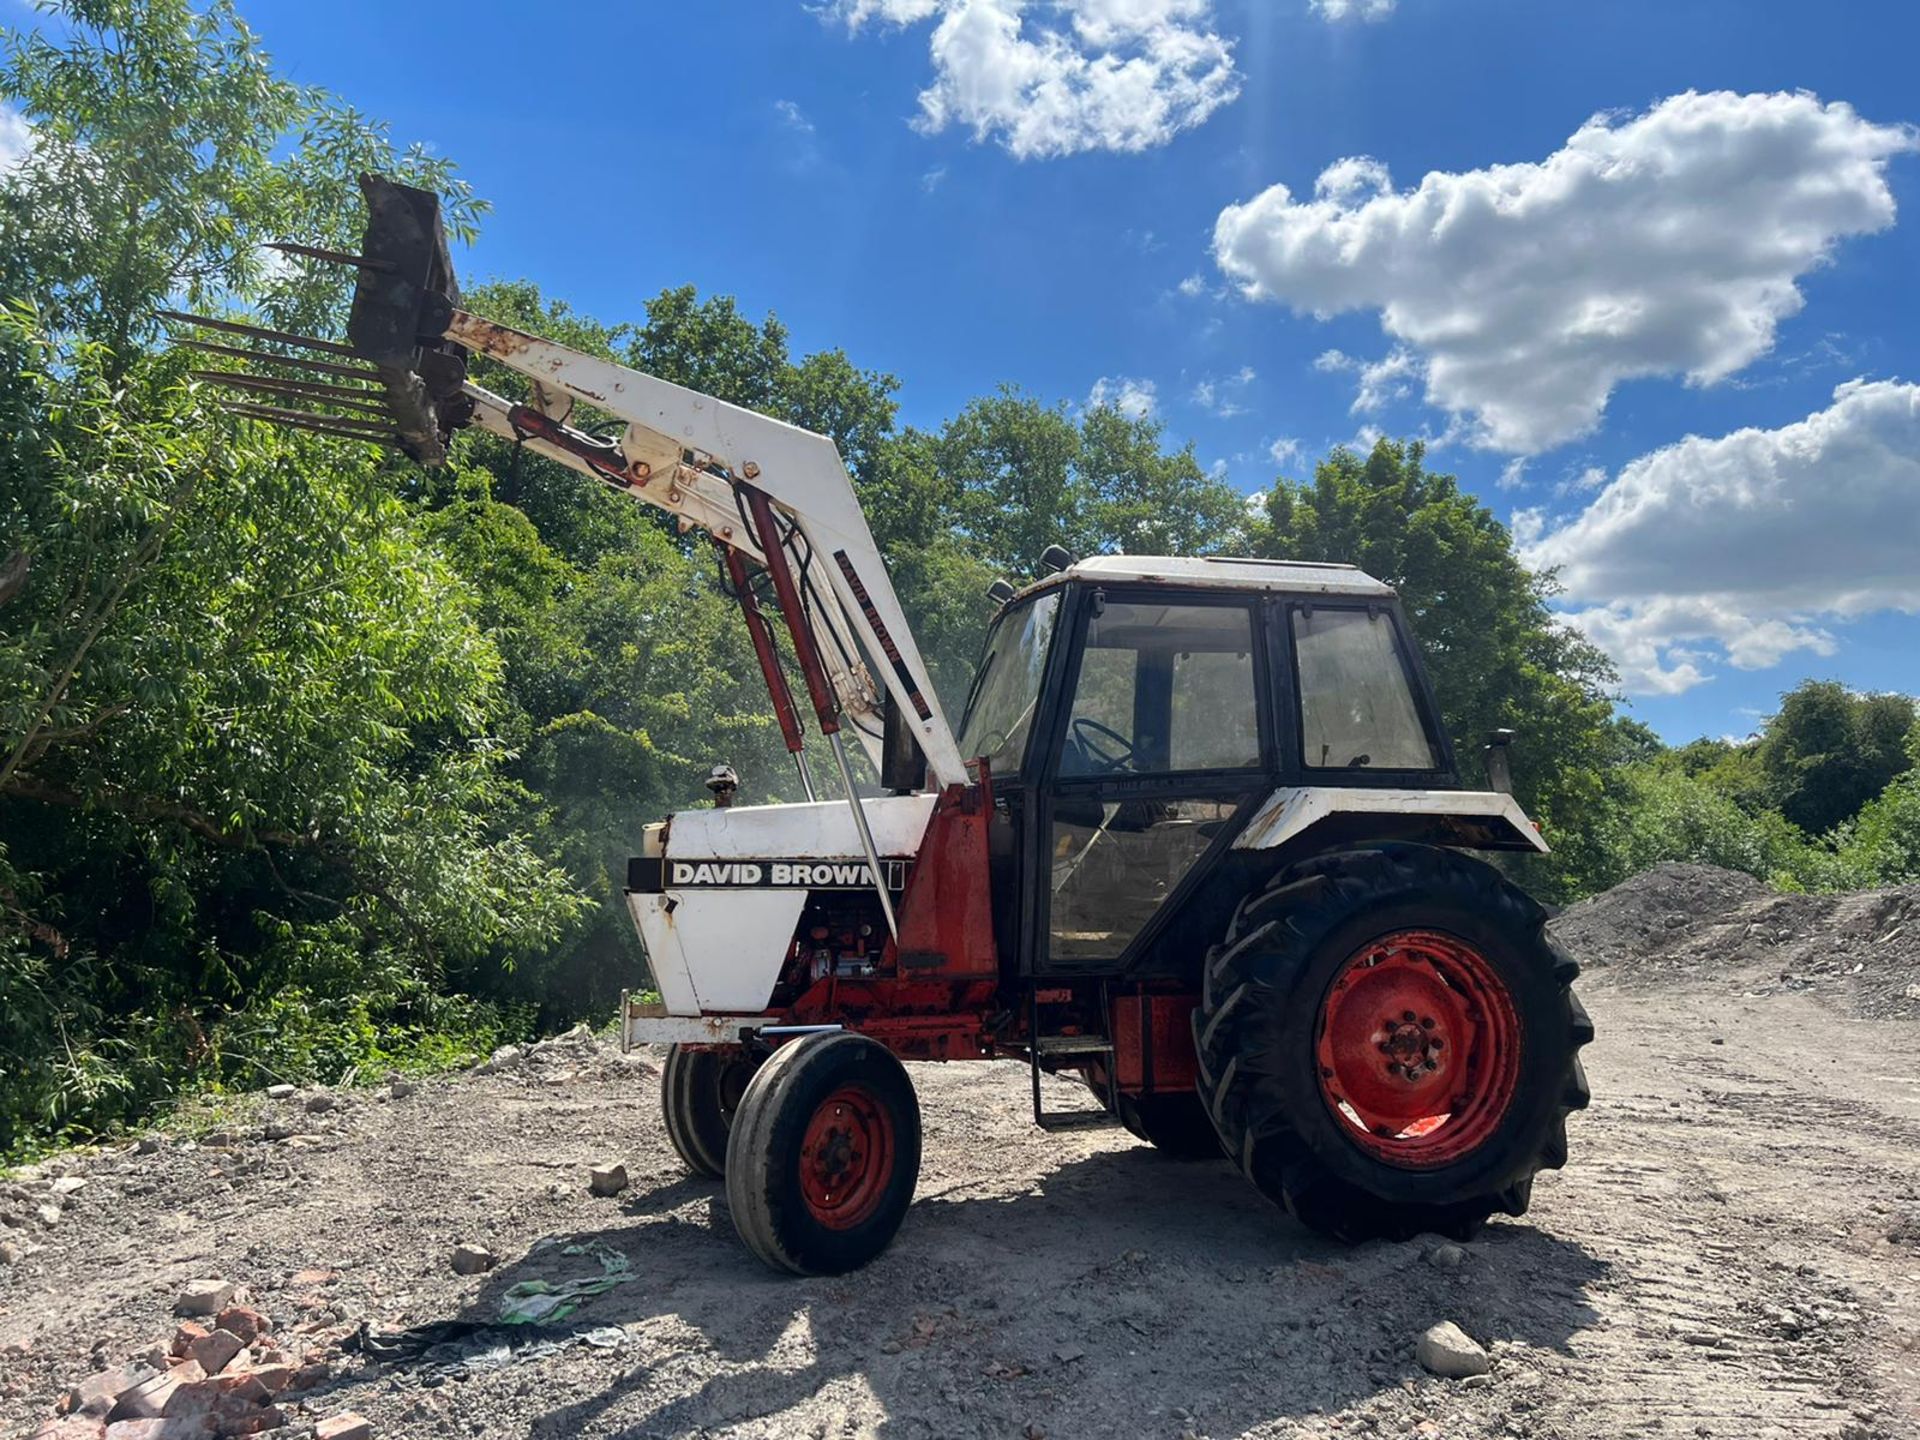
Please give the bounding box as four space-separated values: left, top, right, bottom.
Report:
160 174 472 465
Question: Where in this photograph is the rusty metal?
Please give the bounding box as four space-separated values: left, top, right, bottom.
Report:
266 240 396 273
191 371 390 417
718 539 810 770
740 485 838 735
157 310 359 358
222 403 396 441
174 337 382 381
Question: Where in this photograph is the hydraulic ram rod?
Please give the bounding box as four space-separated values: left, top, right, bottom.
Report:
741 484 897 939
717 538 816 802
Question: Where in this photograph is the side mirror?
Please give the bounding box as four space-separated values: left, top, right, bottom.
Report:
1483 729 1517 795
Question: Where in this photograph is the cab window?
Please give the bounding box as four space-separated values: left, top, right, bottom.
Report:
1292 606 1438 772
955 593 1062 777
1059 601 1260 776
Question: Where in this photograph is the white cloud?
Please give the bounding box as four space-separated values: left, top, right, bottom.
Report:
1313 345 1420 413
1191 364 1255 417
1311 0 1397 19
1522 379 1920 694
1087 375 1158 418
773 99 815 133
0 104 31 173
1213 91 1918 454
921 164 949 192
1176 272 1208 297
1497 458 1528 491
1207 457 1229 479
828 0 1240 159
1268 435 1303 467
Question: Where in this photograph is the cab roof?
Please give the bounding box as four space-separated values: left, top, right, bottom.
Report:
1017 554 1396 601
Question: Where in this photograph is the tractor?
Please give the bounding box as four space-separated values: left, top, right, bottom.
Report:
173 176 1592 1277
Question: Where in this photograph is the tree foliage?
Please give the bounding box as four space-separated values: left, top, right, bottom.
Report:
1249 439 1627 894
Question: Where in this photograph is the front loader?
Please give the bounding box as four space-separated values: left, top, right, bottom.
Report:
173 175 1592 1276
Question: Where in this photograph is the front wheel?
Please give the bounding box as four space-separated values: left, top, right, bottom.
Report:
661 1045 761 1178
1192 844 1591 1242
726 1032 922 1275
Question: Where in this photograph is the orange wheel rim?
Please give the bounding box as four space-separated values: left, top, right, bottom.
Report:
1315 930 1522 1169
799 1084 895 1229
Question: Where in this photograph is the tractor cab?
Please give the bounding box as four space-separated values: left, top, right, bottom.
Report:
955 555 1464 978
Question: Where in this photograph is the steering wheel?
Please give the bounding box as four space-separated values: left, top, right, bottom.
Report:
1071 716 1137 774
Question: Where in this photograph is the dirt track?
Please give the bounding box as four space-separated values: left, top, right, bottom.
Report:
4 871 1920 1439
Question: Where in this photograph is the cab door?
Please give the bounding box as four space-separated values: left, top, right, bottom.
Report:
1028 587 1274 976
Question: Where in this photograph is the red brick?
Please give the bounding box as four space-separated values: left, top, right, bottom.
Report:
315 1413 372 1440
210 1308 268 1345
168 1325 208 1360
186 1330 243 1376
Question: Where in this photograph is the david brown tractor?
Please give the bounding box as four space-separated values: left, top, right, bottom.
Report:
176 176 1592 1277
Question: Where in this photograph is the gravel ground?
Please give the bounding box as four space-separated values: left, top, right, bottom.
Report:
3 870 1919 1439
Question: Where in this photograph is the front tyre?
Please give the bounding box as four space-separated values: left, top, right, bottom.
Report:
661 1045 761 1179
725 1032 922 1276
1192 844 1591 1243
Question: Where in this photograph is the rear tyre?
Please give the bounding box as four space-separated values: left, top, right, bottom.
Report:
726 1032 922 1275
661 1045 760 1179
1081 1065 1222 1159
1192 843 1591 1243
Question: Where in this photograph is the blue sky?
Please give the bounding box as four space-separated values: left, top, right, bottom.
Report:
175 3 1920 739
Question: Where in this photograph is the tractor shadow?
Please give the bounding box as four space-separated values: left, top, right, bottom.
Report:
443 1141 1607 1439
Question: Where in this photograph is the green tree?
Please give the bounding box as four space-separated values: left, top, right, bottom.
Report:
1757 680 1917 835
1249 437 1623 895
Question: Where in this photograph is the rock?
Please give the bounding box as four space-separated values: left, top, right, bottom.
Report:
170 1324 209 1358
69 1365 155 1417
1426 1243 1467 1269
173 1280 236 1317
588 1163 629 1198
37 1202 63 1227
0 1239 23 1265
388 1079 416 1099
1052 1344 1087 1363
260 1121 299 1142
104 1421 213 1439
264 1085 297 1101
1415 1321 1491 1379
213 1306 269 1345
303 1094 338 1114
50 1176 88 1199
545 1182 576 1203
481 1045 522 1072
188 1329 245 1375
244 1362 294 1396
316 1413 373 1440
450 1243 496 1276
32 1419 111 1439
135 1137 163 1155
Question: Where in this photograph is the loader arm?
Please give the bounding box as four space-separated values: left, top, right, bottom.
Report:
450 315 966 788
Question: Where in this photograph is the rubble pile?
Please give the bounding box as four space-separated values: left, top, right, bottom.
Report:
1551 862 1920 1018
25 1281 361 1439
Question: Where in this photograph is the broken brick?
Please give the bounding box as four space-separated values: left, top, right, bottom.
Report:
187 1330 244 1376
171 1282 234 1318
169 1325 208 1360
315 1413 372 1440
104 1421 213 1440
31 1418 109 1439
67 1366 153 1418
210 1307 267 1345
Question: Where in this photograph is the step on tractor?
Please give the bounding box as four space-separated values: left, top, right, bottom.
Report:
176 175 1593 1277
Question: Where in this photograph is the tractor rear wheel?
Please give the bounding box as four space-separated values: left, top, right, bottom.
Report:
1192 843 1591 1243
1081 1065 1222 1159
726 1031 922 1275
661 1044 761 1179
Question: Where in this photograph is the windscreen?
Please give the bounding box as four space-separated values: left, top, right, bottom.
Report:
955 593 1062 776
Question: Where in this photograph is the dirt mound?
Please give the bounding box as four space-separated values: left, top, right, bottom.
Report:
1550 863 1770 969
1551 862 1920 1019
